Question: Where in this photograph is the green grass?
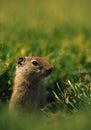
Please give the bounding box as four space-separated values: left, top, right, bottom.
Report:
0 0 91 129
0 106 91 130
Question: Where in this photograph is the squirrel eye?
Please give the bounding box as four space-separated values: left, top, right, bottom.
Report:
32 60 39 66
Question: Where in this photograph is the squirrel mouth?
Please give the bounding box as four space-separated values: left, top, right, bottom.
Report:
45 68 53 77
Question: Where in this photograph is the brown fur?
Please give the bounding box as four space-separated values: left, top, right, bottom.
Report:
9 56 53 113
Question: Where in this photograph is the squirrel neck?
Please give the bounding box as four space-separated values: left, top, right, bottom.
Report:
14 72 41 91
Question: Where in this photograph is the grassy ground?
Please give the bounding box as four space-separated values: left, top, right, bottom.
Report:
0 0 91 129
0 106 91 130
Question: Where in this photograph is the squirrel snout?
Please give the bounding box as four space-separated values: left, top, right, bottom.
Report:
47 67 53 74
49 67 53 72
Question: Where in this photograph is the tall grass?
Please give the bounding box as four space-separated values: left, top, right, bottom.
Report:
0 0 91 129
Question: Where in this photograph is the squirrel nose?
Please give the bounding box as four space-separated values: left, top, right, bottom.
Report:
48 67 53 74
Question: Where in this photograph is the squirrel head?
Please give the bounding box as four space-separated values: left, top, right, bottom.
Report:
16 56 53 82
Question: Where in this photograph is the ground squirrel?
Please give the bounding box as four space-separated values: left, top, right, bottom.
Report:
9 56 53 113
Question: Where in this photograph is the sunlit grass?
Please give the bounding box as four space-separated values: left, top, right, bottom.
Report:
0 0 91 129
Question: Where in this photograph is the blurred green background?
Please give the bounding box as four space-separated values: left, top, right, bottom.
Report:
0 0 91 129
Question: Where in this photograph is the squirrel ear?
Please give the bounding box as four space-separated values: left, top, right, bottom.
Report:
18 57 25 65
